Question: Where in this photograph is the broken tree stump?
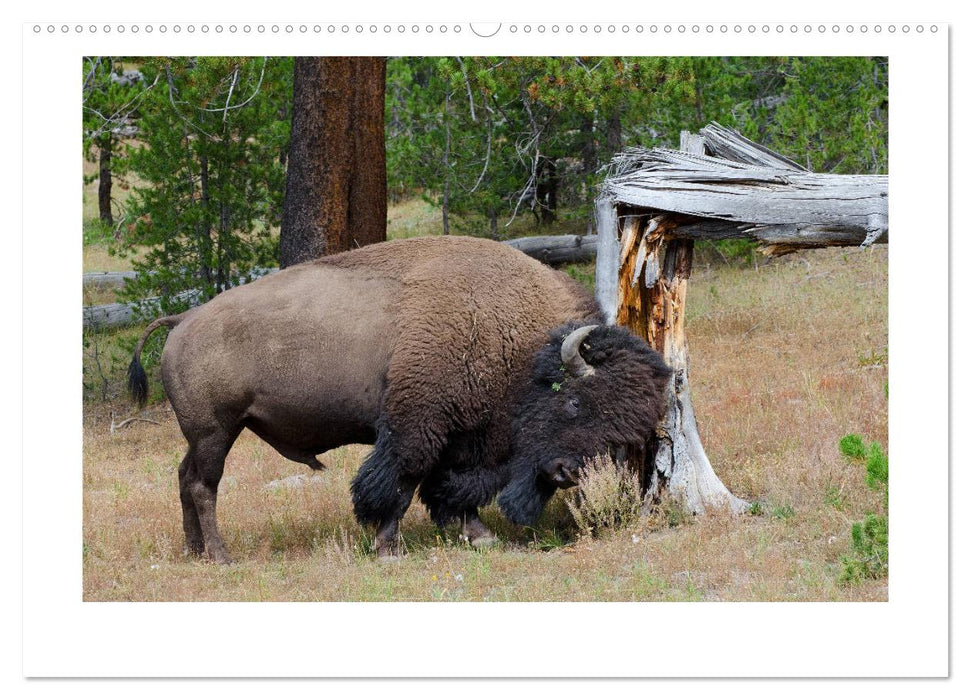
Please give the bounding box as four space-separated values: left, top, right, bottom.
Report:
613 209 747 514
596 123 888 515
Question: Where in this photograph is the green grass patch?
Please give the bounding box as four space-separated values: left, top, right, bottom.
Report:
858 348 888 368
563 261 596 292
838 434 888 584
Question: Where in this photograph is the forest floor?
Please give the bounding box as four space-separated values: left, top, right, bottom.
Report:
81 229 889 601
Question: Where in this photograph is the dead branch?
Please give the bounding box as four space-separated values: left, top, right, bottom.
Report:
109 411 163 436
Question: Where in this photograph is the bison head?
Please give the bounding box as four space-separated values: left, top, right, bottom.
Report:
497 323 672 525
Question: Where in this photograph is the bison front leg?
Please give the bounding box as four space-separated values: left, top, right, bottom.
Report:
416 468 499 548
351 428 423 560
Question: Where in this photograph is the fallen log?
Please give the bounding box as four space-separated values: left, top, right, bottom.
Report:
82 267 276 290
503 234 598 266
82 271 137 289
602 122 888 254
83 289 203 331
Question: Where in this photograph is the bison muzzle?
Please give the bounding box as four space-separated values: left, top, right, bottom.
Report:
127 236 671 562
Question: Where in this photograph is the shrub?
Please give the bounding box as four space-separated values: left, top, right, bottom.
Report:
83 218 115 246
838 434 888 584
567 455 642 537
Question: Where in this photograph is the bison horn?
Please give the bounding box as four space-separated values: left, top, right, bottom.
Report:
561 325 598 378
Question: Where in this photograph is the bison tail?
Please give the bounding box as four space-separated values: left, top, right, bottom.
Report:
127 313 186 407
127 355 149 407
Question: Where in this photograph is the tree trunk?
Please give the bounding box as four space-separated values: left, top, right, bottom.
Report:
536 157 558 226
280 57 387 267
613 211 748 514
198 154 214 289
605 131 748 514
349 57 388 249
98 140 113 227
606 110 623 155
580 116 597 178
442 91 451 236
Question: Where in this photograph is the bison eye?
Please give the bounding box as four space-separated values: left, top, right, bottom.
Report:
565 396 580 418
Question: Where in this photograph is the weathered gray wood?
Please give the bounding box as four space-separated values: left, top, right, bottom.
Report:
83 271 138 288
83 290 203 331
594 198 621 324
83 301 137 329
503 234 598 265
698 122 806 171
602 148 888 238
670 219 889 251
679 130 707 159
83 267 278 290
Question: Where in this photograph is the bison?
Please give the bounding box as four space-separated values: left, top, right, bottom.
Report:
128 236 671 562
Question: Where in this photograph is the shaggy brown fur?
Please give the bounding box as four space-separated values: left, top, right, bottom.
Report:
130 236 609 560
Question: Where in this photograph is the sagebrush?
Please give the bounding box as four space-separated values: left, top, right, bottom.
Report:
567 455 642 537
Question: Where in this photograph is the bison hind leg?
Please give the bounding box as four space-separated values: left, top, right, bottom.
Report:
178 449 205 557
181 429 239 564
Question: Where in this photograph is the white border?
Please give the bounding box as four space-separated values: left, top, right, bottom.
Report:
20 14 948 681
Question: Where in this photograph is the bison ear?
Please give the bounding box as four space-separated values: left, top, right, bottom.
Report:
561 325 598 378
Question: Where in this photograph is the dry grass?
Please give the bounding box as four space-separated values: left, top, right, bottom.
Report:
386 197 444 239
83 244 888 602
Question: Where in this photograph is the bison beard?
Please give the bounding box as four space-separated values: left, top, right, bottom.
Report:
497 456 558 526
126 236 671 562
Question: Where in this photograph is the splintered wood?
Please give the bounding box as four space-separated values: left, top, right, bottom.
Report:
615 213 747 513
615 214 676 341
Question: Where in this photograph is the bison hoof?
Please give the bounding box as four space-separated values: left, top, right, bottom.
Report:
377 550 403 562
206 549 234 565
461 518 497 549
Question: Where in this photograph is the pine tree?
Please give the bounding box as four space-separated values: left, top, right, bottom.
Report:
117 57 292 315
82 57 149 228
